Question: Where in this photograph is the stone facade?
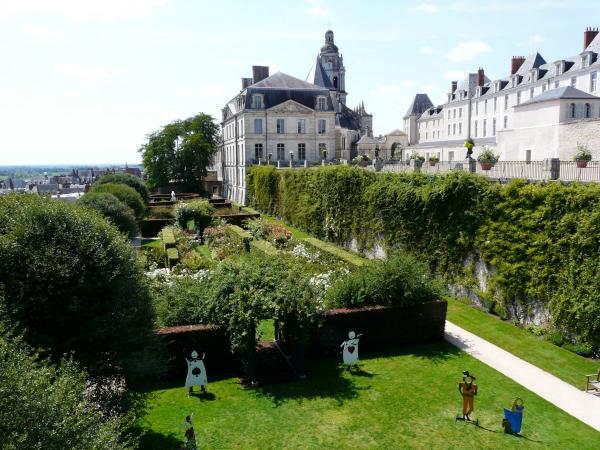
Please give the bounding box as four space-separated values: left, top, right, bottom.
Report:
404 28 600 162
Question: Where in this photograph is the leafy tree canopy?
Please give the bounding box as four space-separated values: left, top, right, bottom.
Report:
91 183 146 219
79 192 139 238
139 113 220 192
96 173 150 203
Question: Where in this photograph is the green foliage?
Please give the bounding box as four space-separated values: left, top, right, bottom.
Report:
0 330 137 449
0 194 156 379
139 113 219 192
302 237 365 267
324 252 442 309
79 192 139 238
247 165 600 349
96 173 150 203
91 182 146 219
244 218 291 248
574 143 592 161
477 147 500 163
174 199 214 232
147 206 174 219
160 226 177 248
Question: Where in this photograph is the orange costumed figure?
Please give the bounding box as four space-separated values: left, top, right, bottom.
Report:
458 370 478 421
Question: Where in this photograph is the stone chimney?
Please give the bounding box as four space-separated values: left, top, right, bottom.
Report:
241 78 253 90
511 56 526 75
584 27 599 50
252 66 269 84
477 68 485 87
451 81 457 93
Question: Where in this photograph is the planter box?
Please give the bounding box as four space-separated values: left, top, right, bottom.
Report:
429 161 438 166
576 160 589 168
308 301 447 357
480 162 495 171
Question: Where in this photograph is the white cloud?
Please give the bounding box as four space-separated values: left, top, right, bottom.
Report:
54 63 128 80
531 34 544 44
419 46 439 55
445 41 492 62
443 70 467 80
176 85 228 98
410 3 440 13
22 24 63 42
305 0 331 16
0 0 170 22
448 0 569 12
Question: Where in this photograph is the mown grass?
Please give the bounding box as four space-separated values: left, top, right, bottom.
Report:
137 342 599 449
447 298 599 389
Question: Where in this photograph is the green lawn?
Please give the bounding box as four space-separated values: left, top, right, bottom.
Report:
447 299 598 389
137 343 599 449
141 239 163 249
194 244 212 259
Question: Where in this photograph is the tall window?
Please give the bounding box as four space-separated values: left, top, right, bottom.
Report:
494 97 497 112
526 149 532 163
483 119 487 137
484 99 488 114
585 103 591 118
459 108 462 118
318 143 327 157
276 119 285 134
569 103 576 118
254 143 263 160
447 124 451 135
453 124 456 135
317 97 326 110
254 118 263 134
297 143 306 160
318 119 326 134
277 143 285 160
492 118 496 135
474 120 478 137
252 95 263 109
530 87 534 99
459 123 462 134
591 71 598 92
449 151 455 162
571 76 577 88
504 115 508 128
504 95 509 110
475 102 478 115
425 132 428 140
297 119 306 134
555 80 560 88
516 91 521 105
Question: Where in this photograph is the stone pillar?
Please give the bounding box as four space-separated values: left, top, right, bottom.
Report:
410 159 423 173
543 158 560 180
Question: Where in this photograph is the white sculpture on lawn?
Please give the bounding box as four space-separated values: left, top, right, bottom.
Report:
185 350 207 394
340 331 361 369
170 190 177 202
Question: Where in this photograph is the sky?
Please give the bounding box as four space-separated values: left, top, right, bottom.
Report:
1 0 600 165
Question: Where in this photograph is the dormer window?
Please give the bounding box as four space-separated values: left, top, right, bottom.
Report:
530 69 538 82
511 76 517 88
252 95 263 109
555 62 563 76
582 54 589 68
317 97 327 111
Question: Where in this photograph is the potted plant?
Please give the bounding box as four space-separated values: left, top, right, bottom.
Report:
574 144 592 168
353 154 370 167
410 153 425 168
477 147 499 170
428 155 440 166
464 138 475 158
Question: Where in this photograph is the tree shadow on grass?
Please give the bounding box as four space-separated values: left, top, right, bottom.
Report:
137 429 183 450
253 359 368 407
360 342 463 365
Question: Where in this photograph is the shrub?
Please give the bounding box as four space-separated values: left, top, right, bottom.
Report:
477 147 499 163
244 218 291 248
147 206 174 219
0 330 137 449
574 143 592 161
91 183 146 219
96 173 150 203
0 194 156 379
174 199 214 232
79 192 139 237
324 252 442 309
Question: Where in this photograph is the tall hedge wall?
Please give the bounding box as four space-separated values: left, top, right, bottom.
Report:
247 165 600 349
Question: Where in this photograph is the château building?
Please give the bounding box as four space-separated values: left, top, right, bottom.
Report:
404 27 600 162
217 30 375 204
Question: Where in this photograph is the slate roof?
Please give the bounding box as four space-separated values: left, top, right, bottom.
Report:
338 104 362 131
517 86 600 106
306 59 334 89
516 52 547 77
404 94 433 118
250 72 324 90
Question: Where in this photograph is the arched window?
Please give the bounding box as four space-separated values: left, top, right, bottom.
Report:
569 103 576 119
585 103 591 118
333 76 338 88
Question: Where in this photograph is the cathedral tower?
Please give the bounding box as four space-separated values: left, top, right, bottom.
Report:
307 30 347 108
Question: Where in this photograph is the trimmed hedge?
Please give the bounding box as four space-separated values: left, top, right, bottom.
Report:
250 238 279 256
156 324 239 378
174 199 214 232
91 183 146 219
309 301 447 357
302 237 365 267
96 172 150 203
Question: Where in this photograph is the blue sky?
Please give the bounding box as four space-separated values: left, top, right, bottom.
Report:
1 0 600 164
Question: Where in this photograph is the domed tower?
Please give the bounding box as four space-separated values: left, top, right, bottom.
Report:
306 30 347 107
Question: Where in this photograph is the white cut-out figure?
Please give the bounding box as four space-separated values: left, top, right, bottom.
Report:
170 191 176 202
340 331 361 368
185 350 207 394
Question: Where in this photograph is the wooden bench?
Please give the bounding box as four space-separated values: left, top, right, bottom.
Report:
585 369 600 393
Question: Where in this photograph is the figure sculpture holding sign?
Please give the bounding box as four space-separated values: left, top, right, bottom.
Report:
170 190 176 202
340 331 362 369
185 350 207 395
457 370 478 423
